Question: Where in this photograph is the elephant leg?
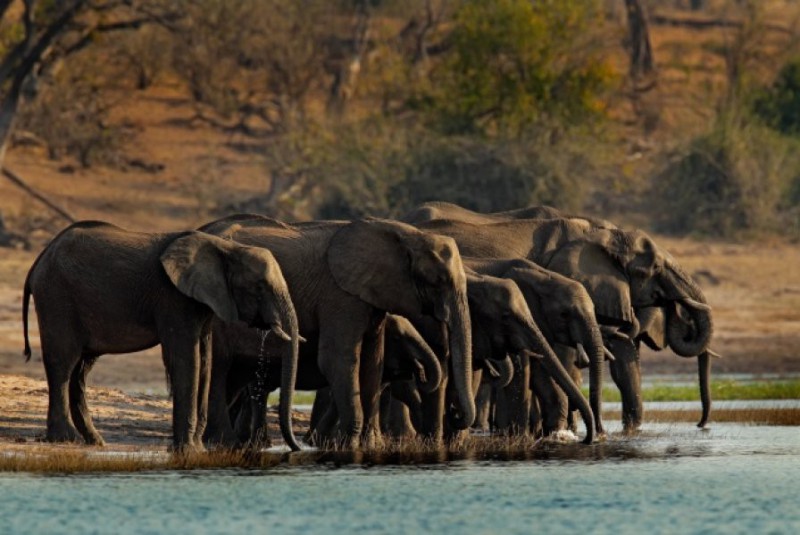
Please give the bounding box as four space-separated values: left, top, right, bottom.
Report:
69 355 104 446
230 387 254 443
358 317 386 449
608 338 643 432
307 386 331 441
193 324 212 449
318 318 366 449
248 385 272 449
384 382 420 439
418 371 447 445
388 396 416 439
529 395 543 438
41 334 82 443
496 353 531 436
473 382 492 432
530 360 568 435
161 334 204 453
203 349 238 448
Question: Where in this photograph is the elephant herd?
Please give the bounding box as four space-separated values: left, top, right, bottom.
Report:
21 202 716 453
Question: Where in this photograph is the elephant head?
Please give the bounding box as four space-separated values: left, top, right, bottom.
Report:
326 219 476 430
384 314 443 394
502 262 607 436
160 231 302 451
547 228 713 355
464 272 595 443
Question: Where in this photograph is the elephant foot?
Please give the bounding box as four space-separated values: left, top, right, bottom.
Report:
361 427 385 450
444 429 470 448
83 433 106 447
46 422 81 443
170 441 206 455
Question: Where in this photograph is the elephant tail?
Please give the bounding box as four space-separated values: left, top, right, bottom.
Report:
22 278 31 361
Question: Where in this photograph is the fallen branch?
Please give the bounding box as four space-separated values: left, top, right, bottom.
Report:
1 166 75 223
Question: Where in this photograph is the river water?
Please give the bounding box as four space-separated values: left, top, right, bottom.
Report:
1 423 799 534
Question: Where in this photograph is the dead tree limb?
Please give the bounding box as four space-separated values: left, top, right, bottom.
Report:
1 167 75 223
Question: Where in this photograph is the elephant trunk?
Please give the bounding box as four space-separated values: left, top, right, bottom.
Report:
664 259 714 357
276 297 302 452
697 351 712 428
410 332 443 394
445 290 476 430
525 318 594 444
572 321 606 436
485 354 515 388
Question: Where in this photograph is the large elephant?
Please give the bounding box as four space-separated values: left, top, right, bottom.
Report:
385 270 596 444
22 221 301 452
409 215 714 430
198 214 475 448
464 257 609 436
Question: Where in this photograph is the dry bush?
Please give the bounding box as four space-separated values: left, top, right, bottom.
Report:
17 54 129 168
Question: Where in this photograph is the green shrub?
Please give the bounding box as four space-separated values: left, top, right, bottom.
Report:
652 114 800 237
753 57 800 136
419 0 617 136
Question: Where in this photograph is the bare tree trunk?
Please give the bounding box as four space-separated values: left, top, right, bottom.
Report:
328 1 371 117
624 0 656 88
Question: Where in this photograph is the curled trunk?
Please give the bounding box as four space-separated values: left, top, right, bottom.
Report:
664 259 714 357
484 354 514 388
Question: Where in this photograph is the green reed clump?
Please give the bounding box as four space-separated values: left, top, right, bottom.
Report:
588 379 800 402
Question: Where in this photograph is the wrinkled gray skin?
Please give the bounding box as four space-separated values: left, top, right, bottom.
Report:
199 215 475 449
406 205 713 431
22 221 301 453
386 271 596 445
464 257 607 436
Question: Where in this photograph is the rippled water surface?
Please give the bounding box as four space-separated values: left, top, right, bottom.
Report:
2 423 799 534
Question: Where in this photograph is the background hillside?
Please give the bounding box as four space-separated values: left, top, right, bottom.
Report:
0 0 798 393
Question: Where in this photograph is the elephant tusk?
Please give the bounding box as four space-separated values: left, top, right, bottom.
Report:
270 324 292 342
603 346 616 362
521 349 543 360
298 334 308 343
600 325 631 342
576 343 591 368
706 348 723 359
680 297 712 312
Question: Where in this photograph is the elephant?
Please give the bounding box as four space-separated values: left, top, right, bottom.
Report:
463 257 610 436
408 214 714 431
384 270 596 444
198 214 476 448
213 313 443 448
21 221 301 453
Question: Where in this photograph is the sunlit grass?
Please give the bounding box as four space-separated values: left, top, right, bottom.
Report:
586 379 800 402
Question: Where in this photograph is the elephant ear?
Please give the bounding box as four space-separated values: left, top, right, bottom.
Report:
160 232 239 323
636 306 667 350
546 240 634 327
327 220 421 316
